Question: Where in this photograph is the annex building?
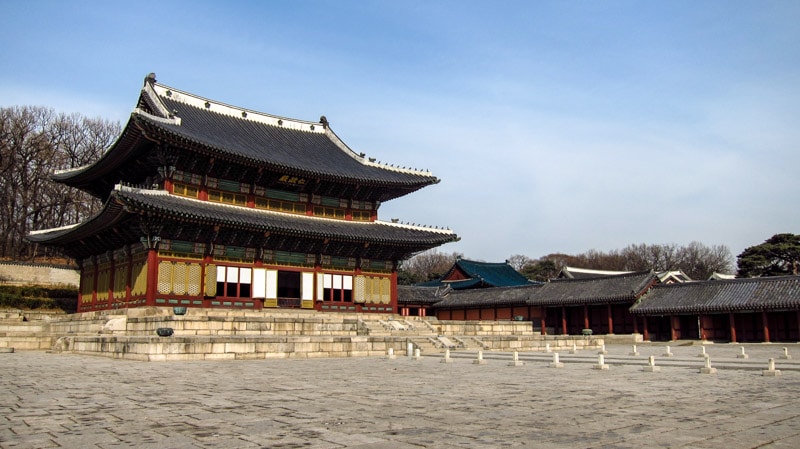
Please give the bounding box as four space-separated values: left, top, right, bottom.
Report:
28 74 458 314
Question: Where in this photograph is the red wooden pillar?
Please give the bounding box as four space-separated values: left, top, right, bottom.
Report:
561 306 567 335
390 268 398 314
670 315 678 341
107 252 115 310
607 303 613 334
124 246 133 308
583 304 589 330
642 316 649 341
145 248 159 306
762 310 771 343
91 256 99 310
540 307 547 335
633 314 639 334
729 313 737 343
699 314 706 340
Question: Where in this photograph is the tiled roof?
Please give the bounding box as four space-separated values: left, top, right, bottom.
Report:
527 271 658 306
432 284 539 309
417 259 531 289
28 186 458 260
631 276 800 315
397 285 442 305
558 266 633 279
54 76 439 200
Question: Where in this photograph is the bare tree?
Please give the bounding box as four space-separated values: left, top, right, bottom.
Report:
398 250 463 284
0 106 119 261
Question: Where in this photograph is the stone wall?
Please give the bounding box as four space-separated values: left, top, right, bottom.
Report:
0 262 79 287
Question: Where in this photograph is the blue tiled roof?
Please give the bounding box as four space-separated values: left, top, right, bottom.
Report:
415 259 532 289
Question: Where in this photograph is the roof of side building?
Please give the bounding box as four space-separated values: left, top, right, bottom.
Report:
631 275 800 315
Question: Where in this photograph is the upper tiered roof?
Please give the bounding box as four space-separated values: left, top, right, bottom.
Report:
54 73 441 202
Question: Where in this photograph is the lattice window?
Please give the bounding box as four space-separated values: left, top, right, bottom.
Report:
157 261 173 294
381 278 391 304
131 261 147 296
80 270 94 303
187 264 202 296
96 265 110 301
113 264 127 298
204 264 217 296
353 275 366 303
172 263 187 295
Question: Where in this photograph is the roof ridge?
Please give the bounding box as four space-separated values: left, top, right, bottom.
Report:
149 77 435 177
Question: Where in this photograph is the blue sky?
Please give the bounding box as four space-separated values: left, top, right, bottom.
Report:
2 1 799 266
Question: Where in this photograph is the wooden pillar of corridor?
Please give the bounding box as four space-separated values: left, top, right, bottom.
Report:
729 313 737 343
763 310 771 343
561 306 567 335
583 305 589 331
670 315 678 341
607 304 613 334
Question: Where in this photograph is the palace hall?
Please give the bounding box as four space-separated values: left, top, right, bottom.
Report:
28 74 458 313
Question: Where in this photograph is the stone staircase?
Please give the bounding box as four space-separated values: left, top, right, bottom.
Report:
0 307 603 360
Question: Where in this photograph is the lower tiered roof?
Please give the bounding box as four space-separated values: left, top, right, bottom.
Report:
28 185 458 261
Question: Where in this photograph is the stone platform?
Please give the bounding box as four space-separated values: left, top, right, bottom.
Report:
1 307 604 360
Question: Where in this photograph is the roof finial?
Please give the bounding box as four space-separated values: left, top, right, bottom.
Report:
145 72 157 85
319 115 329 128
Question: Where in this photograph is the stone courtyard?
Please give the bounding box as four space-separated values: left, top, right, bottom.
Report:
2 344 800 449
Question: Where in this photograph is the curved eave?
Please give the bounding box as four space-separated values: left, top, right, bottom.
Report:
527 294 638 307
50 118 147 197
28 188 458 260
114 189 457 248
132 112 439 195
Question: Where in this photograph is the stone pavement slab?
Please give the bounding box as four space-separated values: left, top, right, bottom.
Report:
1 345 799 448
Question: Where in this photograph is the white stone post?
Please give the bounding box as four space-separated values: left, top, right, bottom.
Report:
762 358 782 377
545 343 552 353
569 343 577 354
642 355 660 372
509 350 524 367
697 346 707 357
549 352 564 369
598 344 608 355
663 345 673 357
407 342 414 358
593 353 609 370
629 344 640 356
441 348 453 364
737 346 748 359
412 348 421 361
473 350 487 365
386 347 396 359
699 355 717 374
781 347 792 360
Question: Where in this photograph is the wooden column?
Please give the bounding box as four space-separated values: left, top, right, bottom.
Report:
729 313 737 343
670 315 678 341
124 246 133 308
540 307 547 336
561 306 567 335
607 304 613 334
145 248 159 306
762 310 771 343
583 304 590 331
699 314 706 340
91 256 99 310
633 314 639 334
642 316 649 341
